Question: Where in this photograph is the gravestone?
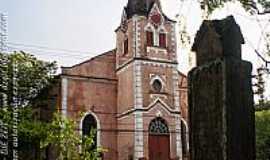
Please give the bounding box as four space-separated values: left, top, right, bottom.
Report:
188 16 255 160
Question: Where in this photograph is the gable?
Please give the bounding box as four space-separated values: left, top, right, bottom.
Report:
62 49 117 80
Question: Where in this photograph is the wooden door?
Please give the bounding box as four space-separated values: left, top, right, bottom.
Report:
149 134 170 160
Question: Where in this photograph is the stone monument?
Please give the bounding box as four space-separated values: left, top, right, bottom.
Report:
188 16 255 160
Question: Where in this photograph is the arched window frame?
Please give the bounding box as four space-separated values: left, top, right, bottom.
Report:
181 119 189 156
80 111 101 147
147 2 168 48
157 26 168 48
149 117 169 135
123 35 129 56
150 75 165 93
152 79 162 93
144 23 156 46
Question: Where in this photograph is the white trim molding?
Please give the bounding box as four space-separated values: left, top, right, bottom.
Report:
181 118 189 152
133 61 143 109
133 15 142 58
170 23 177 61
150 74 166 90
148 3 164 27
173 68 180 111
175 115 183 159
134 112 144 159
144 22 155 32
146 46 168 55
157 25 168 34
61 77 68 117
133 59 144 159
147 98 176 114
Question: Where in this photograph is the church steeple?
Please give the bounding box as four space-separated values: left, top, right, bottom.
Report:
126 0 161 19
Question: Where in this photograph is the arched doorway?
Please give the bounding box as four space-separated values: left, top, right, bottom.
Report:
82 114 98 149
148 117 170 160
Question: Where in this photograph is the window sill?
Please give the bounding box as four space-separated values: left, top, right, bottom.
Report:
147 46 167 54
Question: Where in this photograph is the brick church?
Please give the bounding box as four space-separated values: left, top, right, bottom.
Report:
46 0 189 159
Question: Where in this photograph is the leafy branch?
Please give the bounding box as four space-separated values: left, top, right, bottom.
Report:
198 0 270 15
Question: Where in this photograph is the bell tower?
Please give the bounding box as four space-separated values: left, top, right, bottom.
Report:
116 0 184 159
115 0 177 67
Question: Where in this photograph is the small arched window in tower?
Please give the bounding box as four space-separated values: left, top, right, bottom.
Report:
146 31 154 46
152 79 162 93
82 114 97 149
124 38 128 55
159 33 166 48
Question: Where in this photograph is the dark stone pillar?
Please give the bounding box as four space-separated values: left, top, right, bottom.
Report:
188 16 255 160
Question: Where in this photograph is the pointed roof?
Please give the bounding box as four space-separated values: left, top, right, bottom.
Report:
125 0 161 18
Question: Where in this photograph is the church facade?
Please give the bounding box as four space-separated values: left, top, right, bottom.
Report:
51 0 189 159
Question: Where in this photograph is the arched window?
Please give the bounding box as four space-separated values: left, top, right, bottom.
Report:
149 117 169 134
159 33 166 48
123 38 128 55
147 31 154 46
152 79 162 93
82 114 97 148
181 120 188 156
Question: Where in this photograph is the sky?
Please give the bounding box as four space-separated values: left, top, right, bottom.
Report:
0 0 269 100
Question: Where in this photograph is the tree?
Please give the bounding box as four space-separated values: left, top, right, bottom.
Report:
0 51 57 159
197 0 270 57
255 110 270 160
0 51 104 160
0 108 104 160
41 113 104 160
0 51 57 107
198 0 270 15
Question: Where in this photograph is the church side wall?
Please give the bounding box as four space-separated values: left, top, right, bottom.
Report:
116 19 135 67
179 74 188 122
63 50 116 80
64 77 118 160
117 115 135 160
117 64 134 114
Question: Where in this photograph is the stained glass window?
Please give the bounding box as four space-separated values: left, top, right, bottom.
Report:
149 117 169 134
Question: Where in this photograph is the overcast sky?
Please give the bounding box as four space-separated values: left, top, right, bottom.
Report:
0 0 269 99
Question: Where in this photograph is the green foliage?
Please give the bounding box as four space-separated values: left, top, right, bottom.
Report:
0 51 57 107
199 0 270 15
266 33 270 57
0 106 48 142
41 113 104 160
18 107 49 142
0 51 57 159
0 108 104 160
1 52 103 159
255 101 270 111
255 110 270 160
81 130 105 160
177 15 191 48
